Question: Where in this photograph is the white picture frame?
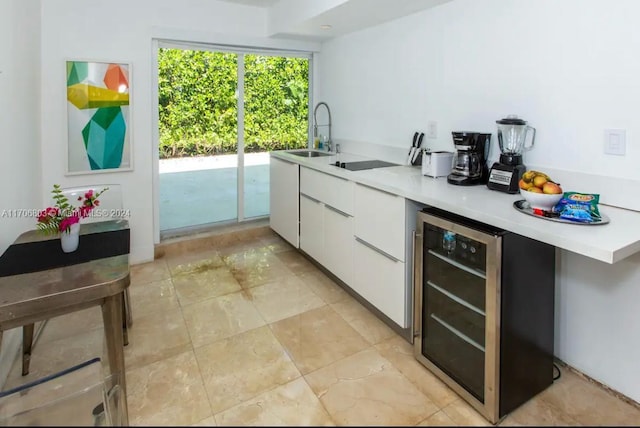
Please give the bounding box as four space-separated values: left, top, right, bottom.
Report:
65 59 133 175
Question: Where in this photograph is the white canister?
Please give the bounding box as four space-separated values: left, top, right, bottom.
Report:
422 150 454 178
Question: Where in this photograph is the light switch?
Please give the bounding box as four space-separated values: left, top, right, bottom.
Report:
427 121 438 139
604 129 626 156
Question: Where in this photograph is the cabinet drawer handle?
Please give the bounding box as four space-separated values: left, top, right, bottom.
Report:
300 193 321 204
303 166 348 181
325 205 351 218
274 157 296 165
355 237 400 263
412 229 420 338
328 173 349 182
357 182 399 198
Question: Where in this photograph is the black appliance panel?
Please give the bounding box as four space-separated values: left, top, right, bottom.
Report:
425 224 487 274
499 232 555 416
332 160 399 171
487 162 526 194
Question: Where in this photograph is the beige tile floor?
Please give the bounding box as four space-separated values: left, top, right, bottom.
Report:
4 226 640 426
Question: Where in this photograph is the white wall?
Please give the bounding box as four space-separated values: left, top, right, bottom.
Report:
0 0 42 252
318 0 640 403
0 0 42 389
319 0 640 181
39 0 268 263
556 250 640 403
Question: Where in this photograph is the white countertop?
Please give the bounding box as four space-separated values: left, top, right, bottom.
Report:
272 149 640 264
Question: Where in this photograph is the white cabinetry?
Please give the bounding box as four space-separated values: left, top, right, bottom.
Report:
324 205 354 286
353 183 409 328
299 167 354 285
299 194 324 264
353 238 406 326
276 162 422 332
269 157 299 247
300 167 353 214
354 183 406 261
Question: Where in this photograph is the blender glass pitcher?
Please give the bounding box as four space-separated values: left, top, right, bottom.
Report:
496 115 536 155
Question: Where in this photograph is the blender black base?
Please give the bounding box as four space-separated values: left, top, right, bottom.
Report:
487 163 525 193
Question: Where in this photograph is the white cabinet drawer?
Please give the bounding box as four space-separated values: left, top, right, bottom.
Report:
354 183 405 261
324 206 353 286
300 167 353 215
299 194 324 264
353 238 406 328
269 157 299 247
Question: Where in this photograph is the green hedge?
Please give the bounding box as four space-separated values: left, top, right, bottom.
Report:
158 49 309 159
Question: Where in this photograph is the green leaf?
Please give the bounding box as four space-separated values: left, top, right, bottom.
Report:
158 49 309 157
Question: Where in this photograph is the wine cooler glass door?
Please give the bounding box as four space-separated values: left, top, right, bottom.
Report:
423 222 487 401
414 209 501 422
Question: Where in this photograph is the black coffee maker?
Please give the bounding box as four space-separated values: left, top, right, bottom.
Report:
447 132 491 186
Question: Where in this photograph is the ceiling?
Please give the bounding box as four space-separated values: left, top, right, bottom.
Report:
217 0 452 41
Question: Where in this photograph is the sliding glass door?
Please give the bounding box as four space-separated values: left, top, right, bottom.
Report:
243 53 309 219
157 43 310 237
158 48 238 231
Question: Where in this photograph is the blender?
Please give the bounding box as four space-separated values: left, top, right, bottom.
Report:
487 115 536 193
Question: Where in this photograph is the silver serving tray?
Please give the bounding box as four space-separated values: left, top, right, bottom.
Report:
513 200 610 225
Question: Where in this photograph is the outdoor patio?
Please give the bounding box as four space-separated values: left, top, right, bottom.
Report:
159 153 270 232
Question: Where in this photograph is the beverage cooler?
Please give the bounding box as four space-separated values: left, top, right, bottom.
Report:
413 207 556 424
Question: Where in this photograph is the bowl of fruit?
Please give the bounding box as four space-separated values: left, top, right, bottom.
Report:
518 170 563 211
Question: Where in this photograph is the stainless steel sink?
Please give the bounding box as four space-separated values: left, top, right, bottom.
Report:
286 150 332 158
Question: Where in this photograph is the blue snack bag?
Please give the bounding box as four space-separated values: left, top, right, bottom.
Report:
554 192 601 223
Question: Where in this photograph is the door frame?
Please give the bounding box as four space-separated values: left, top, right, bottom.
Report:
151 38 316 243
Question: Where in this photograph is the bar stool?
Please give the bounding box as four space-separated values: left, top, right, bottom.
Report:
0 357 124 426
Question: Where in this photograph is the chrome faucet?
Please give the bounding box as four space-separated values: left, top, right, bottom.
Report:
313 102 332 151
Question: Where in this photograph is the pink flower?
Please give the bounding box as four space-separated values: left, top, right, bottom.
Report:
37 210 49 223
37 185 108 236
37 207 59 224
78 205 93 218
59 214 80 232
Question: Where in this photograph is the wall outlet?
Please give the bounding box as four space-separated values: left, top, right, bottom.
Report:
604 129 626 156
427 121 438 139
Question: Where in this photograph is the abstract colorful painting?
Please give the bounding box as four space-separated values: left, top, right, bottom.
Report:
66 60 132 174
